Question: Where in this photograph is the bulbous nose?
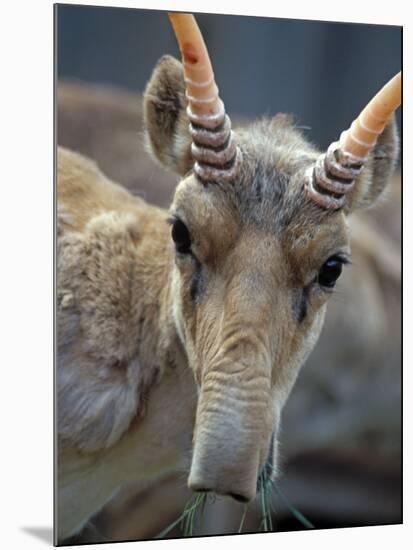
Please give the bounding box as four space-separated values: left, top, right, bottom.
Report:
188 423 261 503
188 325 274 503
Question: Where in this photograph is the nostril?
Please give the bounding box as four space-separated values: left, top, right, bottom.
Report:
228 492 250 503
189 480 252 503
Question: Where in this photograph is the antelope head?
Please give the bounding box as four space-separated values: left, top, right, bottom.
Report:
144 13 400 502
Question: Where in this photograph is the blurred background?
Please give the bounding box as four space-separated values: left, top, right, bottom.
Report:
56 4 401 150
56 4 402 544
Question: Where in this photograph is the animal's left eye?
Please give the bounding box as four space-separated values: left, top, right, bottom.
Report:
318 256 345 289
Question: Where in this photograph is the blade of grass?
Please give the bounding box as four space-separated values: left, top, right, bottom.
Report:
182 495 197 536
266 487 273 531
260 483 268 531
257 461 314 532
270 478 315 529
257 468 274 532
156 493 208 539
156 512 187 539
238 504 249 533
183 493 208 537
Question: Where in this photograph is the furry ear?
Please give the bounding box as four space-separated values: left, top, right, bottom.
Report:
345 115 399 213
143 55 194 176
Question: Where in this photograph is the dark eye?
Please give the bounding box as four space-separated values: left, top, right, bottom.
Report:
318 256 344 289
171 218 192 254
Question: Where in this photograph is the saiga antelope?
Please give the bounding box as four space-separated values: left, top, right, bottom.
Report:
56 12 401 541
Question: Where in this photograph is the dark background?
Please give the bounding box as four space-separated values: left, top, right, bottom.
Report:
56 4 401 151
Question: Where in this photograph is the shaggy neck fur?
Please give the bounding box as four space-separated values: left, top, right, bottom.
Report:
57 148 197 540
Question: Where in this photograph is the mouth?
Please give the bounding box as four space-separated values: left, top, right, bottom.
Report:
157 432 312 539
189 430 277 504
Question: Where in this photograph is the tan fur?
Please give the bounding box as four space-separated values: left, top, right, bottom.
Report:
57 57 399 540
57 147 198 538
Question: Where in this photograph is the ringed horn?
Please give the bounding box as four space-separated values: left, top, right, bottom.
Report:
304 71 401 210
168 12 242 183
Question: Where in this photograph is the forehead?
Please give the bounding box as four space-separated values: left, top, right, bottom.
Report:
173 116 347 242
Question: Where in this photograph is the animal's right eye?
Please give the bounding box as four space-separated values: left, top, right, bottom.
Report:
317 255 345 289
171 218 192 254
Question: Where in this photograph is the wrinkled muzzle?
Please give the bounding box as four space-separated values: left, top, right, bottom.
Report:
188 328 275 502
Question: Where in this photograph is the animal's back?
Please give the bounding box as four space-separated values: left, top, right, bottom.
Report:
56 146 171 455
56 146 192 540
57 146 152 234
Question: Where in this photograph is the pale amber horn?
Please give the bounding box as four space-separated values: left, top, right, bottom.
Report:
305 71 401 210
168 12 224 127
339 72 401 162
168 12 242 183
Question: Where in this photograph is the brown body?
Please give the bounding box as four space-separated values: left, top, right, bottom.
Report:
57 53 399 541
57 148 199 537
